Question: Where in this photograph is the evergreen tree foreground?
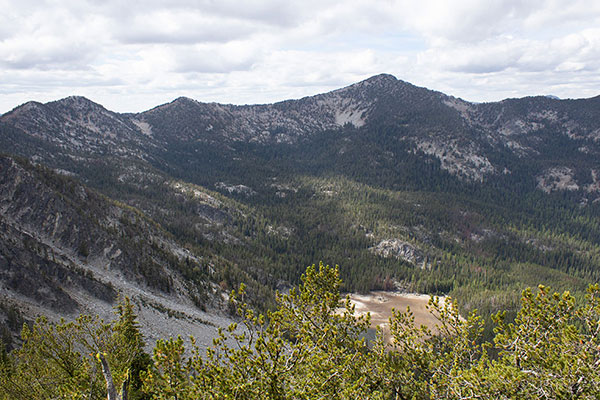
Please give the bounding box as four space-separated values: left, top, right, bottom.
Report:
2 263 600 399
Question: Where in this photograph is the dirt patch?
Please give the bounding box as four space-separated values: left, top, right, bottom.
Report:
345 291 445 343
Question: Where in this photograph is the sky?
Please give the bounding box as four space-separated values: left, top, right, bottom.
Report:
1 0 600 114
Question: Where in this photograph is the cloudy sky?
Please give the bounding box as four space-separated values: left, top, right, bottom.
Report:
1 0 600 113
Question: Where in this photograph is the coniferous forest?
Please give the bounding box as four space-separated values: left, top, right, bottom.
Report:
2 264 600 399
3 76 600 399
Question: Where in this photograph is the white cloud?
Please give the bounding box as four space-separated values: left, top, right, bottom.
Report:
114 11 260 44
1 0 600 113
172 40 263 73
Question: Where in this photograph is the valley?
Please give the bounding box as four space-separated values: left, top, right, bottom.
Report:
1 74 600 349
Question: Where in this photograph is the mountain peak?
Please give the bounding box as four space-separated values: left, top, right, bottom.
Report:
363 73 398 84
0 100 46 122
333 73 420 98
158 96 204 110
2 97 103 120
65 95 92 102
53 95 102 107
172 96 199 105
347 74 399 90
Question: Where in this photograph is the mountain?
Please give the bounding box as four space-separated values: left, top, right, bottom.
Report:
0 155 235 349
2 74 600 344
3 74 600 190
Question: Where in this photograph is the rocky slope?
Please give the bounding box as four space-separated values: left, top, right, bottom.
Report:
2 74 600 348
0 155 231 349
2 74 599 189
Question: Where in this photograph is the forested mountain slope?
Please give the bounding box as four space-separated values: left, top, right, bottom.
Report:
1 74 600 345
0 155 233 349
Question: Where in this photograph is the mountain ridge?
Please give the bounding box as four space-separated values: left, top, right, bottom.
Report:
3 74 600 349
3 73 599 185
4 73 600 119
0 154 235 349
